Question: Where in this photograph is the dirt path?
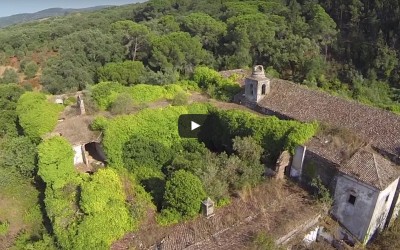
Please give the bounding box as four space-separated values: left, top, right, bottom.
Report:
112 181 321 250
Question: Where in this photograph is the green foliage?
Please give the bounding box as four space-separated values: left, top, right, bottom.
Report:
112 20 151 61
149 31 212 75
202 109 317 161
251 232 280 250
156 208 182 226
74 168 133 249
0 0 398 112
101 104 209 166
232 136 265 187
16 92 63 143
163 170 206 218
0 136 37 177
13 233 57 250
97 61 146 85
41 29 123 94
171 91 189 106
37 136 75 189
0 168 45 247
216 197 231 208
0 221 9 236
90 81 125 110
0 84 24 137
181 12 227 51
0 68 19 84
90 81 187 110
23 61 39 79
123 134 173 171
109 93 135 115
193 66 241 101
310 177 332 206
91 116 109 131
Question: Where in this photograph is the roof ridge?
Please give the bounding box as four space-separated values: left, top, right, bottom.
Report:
372 152 383 189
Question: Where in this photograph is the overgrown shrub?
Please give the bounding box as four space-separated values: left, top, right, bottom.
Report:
201 109 317 161
16 92 63 143
91 82 188 110
251 232 280 250
156 208 182 226
163 170 206 218
0 136 37 177
101 104 210 166
123 134 173 171
310 177 332 207
110 93 135 115
91 116 109 131
171 91 189 106
37 136 75 189
193 66 241 101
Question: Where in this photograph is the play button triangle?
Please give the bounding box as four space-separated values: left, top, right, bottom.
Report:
191 121 201 131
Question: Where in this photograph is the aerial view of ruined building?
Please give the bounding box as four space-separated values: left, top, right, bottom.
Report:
243 65 400 244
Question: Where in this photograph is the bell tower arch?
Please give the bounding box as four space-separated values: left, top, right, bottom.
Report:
245 65 270 103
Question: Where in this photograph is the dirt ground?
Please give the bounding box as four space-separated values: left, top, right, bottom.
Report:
112 180 321 250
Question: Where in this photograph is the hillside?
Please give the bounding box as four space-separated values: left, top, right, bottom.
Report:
0 6 114 28
0 0 398 113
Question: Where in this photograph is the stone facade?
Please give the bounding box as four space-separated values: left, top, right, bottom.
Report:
331 175 399 243
227 66 400 245
244 65 270 103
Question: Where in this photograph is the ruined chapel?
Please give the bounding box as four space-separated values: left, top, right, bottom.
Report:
241 65 400 244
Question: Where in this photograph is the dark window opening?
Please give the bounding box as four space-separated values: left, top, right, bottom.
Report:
250 84 254 96
261 84 266 95
348 194 356 205
385 195 390 202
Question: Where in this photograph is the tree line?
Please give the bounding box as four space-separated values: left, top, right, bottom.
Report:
0 0 398 111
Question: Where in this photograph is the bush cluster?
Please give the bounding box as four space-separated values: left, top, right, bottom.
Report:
90 81 191 110
193 66 241 101
16 92 63 143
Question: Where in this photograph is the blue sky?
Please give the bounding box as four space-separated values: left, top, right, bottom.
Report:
0 1 145 17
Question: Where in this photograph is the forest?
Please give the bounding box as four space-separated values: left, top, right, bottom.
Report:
0 0 398 111
0 0 400 249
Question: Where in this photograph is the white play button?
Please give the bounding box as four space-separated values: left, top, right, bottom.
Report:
191 121 201 131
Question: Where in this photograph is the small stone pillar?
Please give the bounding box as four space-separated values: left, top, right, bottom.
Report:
275 151 291 180
202 197 215 218
290 146 307 179
77 95 86 115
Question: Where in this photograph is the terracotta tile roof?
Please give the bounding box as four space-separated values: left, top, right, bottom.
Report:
306 137 347 165
258 79 400 159
340 149 400 190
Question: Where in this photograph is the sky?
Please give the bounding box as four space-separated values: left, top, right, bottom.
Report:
0 1 145 17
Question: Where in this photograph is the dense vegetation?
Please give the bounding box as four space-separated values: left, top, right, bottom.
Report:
0 0 398 111
16 92 63 143
91 103 316 224
1 0 400 248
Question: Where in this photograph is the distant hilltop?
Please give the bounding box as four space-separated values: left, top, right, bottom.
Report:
0 6 114 28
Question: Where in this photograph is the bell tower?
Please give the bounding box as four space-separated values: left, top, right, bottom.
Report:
245 65 270 103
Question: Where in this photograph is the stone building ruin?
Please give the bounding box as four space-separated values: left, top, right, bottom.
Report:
53 93 106 173
239 65 400 245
